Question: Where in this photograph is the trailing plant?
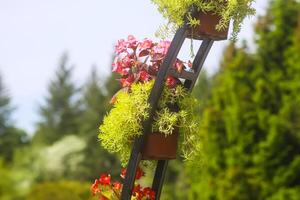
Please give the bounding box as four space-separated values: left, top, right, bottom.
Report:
99 81 199 166
151 0 256 39
99 36 200 166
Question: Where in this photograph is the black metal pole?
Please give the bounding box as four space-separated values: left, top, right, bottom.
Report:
184 39 214 91
151 39 214 200
151 160 169 199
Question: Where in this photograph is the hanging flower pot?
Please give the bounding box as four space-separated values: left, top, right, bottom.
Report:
151 0 256 40
187 11 229 40
99 36 200 167
141 129 179 160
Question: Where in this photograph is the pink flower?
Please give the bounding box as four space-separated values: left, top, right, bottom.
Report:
122 55 133 68
139 39 153 51
112 58 130 76
153 41 171 55
115 39 127 54
120 75 135 87
126 35 138 48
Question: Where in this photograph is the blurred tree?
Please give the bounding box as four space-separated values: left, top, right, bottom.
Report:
33 54 81 144
0 73 28 163
185 0 300 199
77 68 120 181
0 73 12 128
252 0 300 198
0 159 15 200
26 181 92 200
192 69 211 105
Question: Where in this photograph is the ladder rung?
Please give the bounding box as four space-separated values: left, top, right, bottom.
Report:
168 68 196 81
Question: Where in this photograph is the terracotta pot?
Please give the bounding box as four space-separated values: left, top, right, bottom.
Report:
141 130 179 160
187 11 229 40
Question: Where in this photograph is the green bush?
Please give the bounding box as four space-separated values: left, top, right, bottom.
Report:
26 181 93 200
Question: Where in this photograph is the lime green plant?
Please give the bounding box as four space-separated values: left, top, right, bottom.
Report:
151 0 256 39
99 81 200 166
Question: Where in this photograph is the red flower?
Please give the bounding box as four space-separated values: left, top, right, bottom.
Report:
132 184 143 199
143 187 156 200
112 181 122 190
135 167 145 180
112 58 130 76
120 75 135 87
91 179 101 195
120 167 145 180
99 174 111 185
120 168 126 179
92 168 154 200
139 70 150 82
166 76 179 88
99 195 109 200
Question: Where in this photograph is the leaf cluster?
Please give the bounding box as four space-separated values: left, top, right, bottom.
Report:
99 81 200 166
151 0 256 39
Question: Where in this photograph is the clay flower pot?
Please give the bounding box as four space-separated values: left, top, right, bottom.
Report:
187 11 229 40
141 129 179 160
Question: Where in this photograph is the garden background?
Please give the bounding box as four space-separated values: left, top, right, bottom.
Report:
0 0 299 199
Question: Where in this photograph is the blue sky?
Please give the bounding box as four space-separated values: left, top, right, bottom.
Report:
0 0 268 134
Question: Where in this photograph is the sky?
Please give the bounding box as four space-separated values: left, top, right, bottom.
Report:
0 0 268 134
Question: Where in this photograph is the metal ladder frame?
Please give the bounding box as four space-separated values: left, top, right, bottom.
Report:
120 21 215 200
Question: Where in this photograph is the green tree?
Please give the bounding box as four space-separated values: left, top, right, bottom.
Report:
77 68 119 180
0 73 11 129
0 73 28 163
185 0 300 199
33 54 81 144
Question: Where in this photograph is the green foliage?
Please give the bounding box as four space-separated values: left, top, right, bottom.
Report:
151 0 256 39
77 69 120 180
0 73 12 129
0 127 28 163
99 81 200 166
99 82 152 166
26 181 93 200
183 0 300 199
0 73 29 163
33 53 81 145
0 159 16 200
